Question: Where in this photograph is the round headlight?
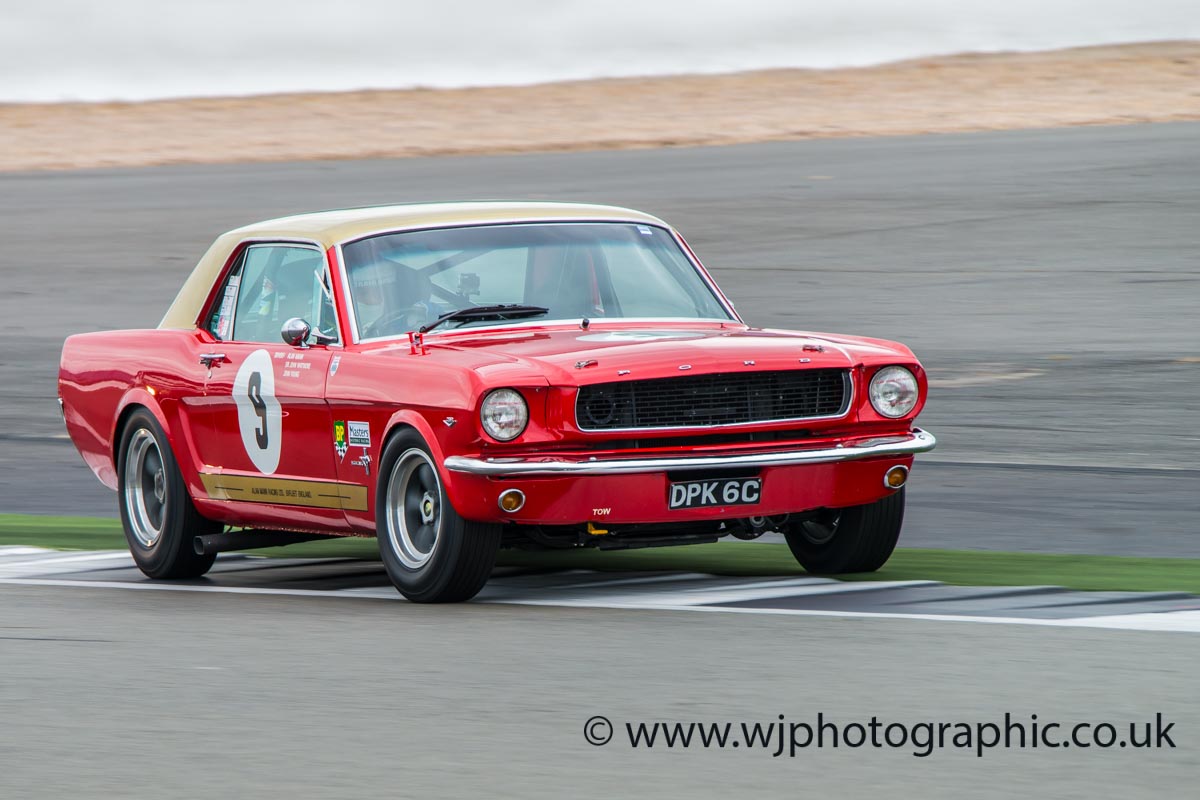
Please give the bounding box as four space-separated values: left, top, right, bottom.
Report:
481 388 528 441
869 366 919 418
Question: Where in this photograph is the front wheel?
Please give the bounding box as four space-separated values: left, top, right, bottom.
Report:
117 409 219 579
783 489 905 574
376 430 501 602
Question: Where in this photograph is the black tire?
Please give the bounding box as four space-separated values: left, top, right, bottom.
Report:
783 488 905 574
117 409 219 579
376 429 501 603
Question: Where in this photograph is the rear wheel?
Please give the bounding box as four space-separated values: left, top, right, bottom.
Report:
783 489 905 574
376 430 501 602
117 409 219 579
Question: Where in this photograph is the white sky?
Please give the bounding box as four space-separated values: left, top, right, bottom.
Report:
2 1 1197 101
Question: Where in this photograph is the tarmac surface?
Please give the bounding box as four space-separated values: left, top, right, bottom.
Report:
3 122 1198 554
2 125 1199 798
2 573 1197 799
6 546 1200 624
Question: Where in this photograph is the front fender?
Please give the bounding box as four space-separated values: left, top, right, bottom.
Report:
382 408 448 465
382 408 486 522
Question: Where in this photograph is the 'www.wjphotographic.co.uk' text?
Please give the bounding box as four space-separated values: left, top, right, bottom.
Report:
582 713 1176 758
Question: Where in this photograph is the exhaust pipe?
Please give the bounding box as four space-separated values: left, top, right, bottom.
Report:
731 516 770 540
730 514 790 541
194 529 337 556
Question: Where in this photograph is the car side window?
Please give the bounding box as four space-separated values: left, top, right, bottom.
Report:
207 244 339 344
207 249 247 340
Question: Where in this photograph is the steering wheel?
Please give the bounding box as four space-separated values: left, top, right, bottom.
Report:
363 305 427 339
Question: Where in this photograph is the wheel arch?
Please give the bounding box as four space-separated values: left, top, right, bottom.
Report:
111 390 206 503
113 402 150 464
378 409 477 516
112 390 173 461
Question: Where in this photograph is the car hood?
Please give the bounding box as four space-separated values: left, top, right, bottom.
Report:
394 324 915 386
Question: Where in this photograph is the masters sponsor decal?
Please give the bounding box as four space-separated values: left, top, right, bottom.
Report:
348 421 371 448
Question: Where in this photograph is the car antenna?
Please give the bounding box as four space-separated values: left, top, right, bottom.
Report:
580 317 590 330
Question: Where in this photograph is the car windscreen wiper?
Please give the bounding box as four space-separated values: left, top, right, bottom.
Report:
418 304 550 334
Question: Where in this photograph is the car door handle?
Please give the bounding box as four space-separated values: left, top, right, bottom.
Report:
199 353 227 367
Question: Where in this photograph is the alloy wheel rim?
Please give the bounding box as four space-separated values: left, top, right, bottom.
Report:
386 448 443 569
124 428 167 548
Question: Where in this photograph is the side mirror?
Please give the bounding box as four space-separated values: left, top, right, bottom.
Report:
281 317 312 347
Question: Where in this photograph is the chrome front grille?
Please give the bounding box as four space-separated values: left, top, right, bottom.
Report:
575 369 851 431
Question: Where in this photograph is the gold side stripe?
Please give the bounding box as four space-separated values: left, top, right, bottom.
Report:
200 473 368 512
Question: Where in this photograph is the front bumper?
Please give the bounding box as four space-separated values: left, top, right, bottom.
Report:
445 428 936 476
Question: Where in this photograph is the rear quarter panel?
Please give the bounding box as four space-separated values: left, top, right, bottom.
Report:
59 329 210 494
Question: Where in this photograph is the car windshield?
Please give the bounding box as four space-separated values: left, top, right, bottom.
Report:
341 222 733 340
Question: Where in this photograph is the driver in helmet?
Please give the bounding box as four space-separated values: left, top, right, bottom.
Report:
350 260 433 338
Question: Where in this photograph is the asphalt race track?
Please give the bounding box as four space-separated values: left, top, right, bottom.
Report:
2 548 1198 799
3 122 1199 553
2 124 1198 797
6 546 1200 626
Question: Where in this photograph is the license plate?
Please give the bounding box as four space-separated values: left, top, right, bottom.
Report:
668 477 762 510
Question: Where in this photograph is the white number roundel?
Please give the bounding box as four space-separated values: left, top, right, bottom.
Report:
232 349 282 474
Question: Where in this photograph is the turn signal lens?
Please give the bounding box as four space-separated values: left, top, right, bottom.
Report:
498 489 525 512
884 465 909 489
869 366 919 418
481 388 529 441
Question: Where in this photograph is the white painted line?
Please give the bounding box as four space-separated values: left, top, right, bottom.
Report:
2 575 1198 633
537 572 717 591
1054 610 1200 632
678 576 837 592
332 586 405 599
494 597 1200 633
481 574 835 603
0 551 134 566
0 577 382 600
594 578 937 607
0 552 137 576
0 546 59 557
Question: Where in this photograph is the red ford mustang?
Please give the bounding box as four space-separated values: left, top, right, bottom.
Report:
59 202 935 602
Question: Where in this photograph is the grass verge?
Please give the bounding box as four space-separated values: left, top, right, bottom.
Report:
2 513 1198 594
0 514 127 551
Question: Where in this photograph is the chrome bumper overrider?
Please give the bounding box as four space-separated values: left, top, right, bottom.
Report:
444 429 936 477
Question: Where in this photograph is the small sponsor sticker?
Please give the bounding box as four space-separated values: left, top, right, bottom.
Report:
637 225 653 235
348 421 371 447
215 275 240 340
334 420 348 459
